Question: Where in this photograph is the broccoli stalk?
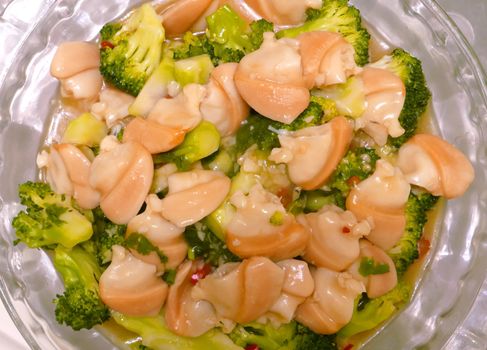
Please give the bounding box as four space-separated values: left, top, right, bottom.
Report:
53 245 110 330
153 120 221 170
112 312 242 350
338 283 411 338
229 321 338 350
99 4 165 96
172 6 273 65
62 113 108 147
388 192 439 274
129 53 214 118
277 0 370 66
368 48 431 147
128 54 176 117
12 182 93 249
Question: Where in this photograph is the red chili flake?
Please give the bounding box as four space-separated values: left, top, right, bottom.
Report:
277 187 293 208
190 263 213 285
342 226 351 234
346 176 360 187
343 344 354 350
418 238 431 257
245 345 259 350
100 41 114 49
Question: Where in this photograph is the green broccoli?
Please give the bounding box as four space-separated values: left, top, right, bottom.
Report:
338 282 411 338
368 48 431 147
62 113 108 147
327 147 380 198
184 222 240 266
277 0 370 66
287 147 378 211
236 97 338 155
312 76 366 118
202 139 240 177
172 6 273 65
129 53 213 117
229 321 338 350
87 207 126 267
388 192 439 274
99 4 165 96
287 188 345 214
112 312 242 350
53 245 110 330
154 121 221 170
12 182 93 249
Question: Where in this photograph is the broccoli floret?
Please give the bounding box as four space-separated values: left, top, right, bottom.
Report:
172 6 273 65
99 4 165 96
112 312 242 350
369 48 431 147
184 222 240 266
313 76 366 118
172 32 214 61
287 147 378 211
277 0 370 66
154 121 221 170
338 282 411 338
90 207 126 267
327 147 379 197
12 182 93 249
288 188 344 214
53 245 110 330
229 321 338 350
388 192 439 274
236 97 337 155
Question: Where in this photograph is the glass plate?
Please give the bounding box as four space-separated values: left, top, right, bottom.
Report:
0 0 486 349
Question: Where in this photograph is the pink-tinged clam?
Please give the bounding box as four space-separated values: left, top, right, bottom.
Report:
271 116 353 190
295 268 365 334
397 133 474 199
263 259 315 325
123 117 185 154
346 160 410 250
148 83 206 132
201 63 249 136
99 246 168 316
298 31 361 88
348 240 398 298
300 205 372 271
225 184 310 260
245 0 322 25
51 144 100 209
160 170 231 228
355 67 406 146
234 33 310 124
126 195 188 272
50 42 100 79
192 256 285 323
90 141 153 224
158 0 213 37
165 261 218 337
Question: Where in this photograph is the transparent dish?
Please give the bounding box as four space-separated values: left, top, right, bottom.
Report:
0 0 486 349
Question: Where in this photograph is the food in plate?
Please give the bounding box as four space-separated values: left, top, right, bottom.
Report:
11 0 475 349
